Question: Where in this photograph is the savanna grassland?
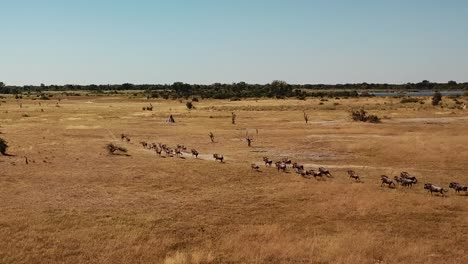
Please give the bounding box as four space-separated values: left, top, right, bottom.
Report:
0 94 467 264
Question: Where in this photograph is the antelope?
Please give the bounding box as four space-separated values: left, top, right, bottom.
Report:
400 172 418 183
213 154 224 162
191 149 199 158
281 158 292 167
319 167 332 177
424 183 447 196
449 182 468 193
174 148 183 157
251 163 260 171
262 157 273 167
380 175 395 188
121 134 130 143
140 141 148 148
275 161 287 172
155 146 163 156
401 178 416 188
292 162 304 171
309 169 324 180
177 144 187 151
347 170 361 182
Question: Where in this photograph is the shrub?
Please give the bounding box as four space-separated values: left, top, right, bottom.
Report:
432 92 442 106
0 137 8 155
351 109 381 123
192 97 199 102
186 101 194 110
400 97 420 103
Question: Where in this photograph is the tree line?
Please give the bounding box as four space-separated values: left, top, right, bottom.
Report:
1 80 467 99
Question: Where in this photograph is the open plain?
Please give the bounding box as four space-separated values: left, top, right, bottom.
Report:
0 95 467 263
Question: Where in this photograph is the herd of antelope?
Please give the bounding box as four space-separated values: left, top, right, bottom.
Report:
122 134 467 197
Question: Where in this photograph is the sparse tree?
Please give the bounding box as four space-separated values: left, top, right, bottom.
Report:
246 136 253 147
186 101 194 110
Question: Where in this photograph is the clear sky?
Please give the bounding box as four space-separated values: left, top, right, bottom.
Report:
1 0 467 85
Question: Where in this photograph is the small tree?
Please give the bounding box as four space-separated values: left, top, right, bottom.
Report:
303 111 309 124
0 137 9 155
432 92 442 106
186 101 194 110
209 132 215 143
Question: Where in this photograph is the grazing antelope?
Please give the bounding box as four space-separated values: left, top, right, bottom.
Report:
347 170 361 182
213 154 224 162
262 157 273 167
424 183 447 196
449 182 468 193
319 167 332 177
380 175 395 188
251 163 260 171
191 149 199 158
275 161 287 172
400 172 418 183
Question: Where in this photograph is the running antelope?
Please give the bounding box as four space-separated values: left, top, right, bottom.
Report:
400 172 418 183
213 154 224 162
191 149 199 158
251 163 260 171
380 175 395 188
319 167 332 177
292 162 304 171
424 183 447 196
262 157 273 167
449 182 468 193
347 170 361 182
275 161 287 172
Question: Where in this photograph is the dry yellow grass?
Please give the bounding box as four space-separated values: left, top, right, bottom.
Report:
0 95 467 263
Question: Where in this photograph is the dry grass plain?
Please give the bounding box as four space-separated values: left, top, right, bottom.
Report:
0 95 467 264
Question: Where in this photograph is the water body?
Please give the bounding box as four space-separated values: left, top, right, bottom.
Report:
370 90 465 97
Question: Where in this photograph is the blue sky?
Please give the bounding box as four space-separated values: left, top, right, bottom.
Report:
1 0 467 85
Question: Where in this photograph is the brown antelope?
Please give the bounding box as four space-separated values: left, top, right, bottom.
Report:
251 163 260 171
174 148 183 157
275 161 287 172
191 149 199 158
213 154 224 162
282 158 292 167
400 172 418 183
155 146 163 156
424 183 447 196
292 162 304 171
449 182 468 193
347 170 361 182
380 175 395 188
262 157 273 167
121 134 130 143
140 141 148 148
319 167 332 177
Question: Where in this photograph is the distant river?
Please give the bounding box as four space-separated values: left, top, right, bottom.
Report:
370 90 465 97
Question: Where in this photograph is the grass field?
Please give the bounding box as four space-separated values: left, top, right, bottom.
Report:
0 95 467 263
